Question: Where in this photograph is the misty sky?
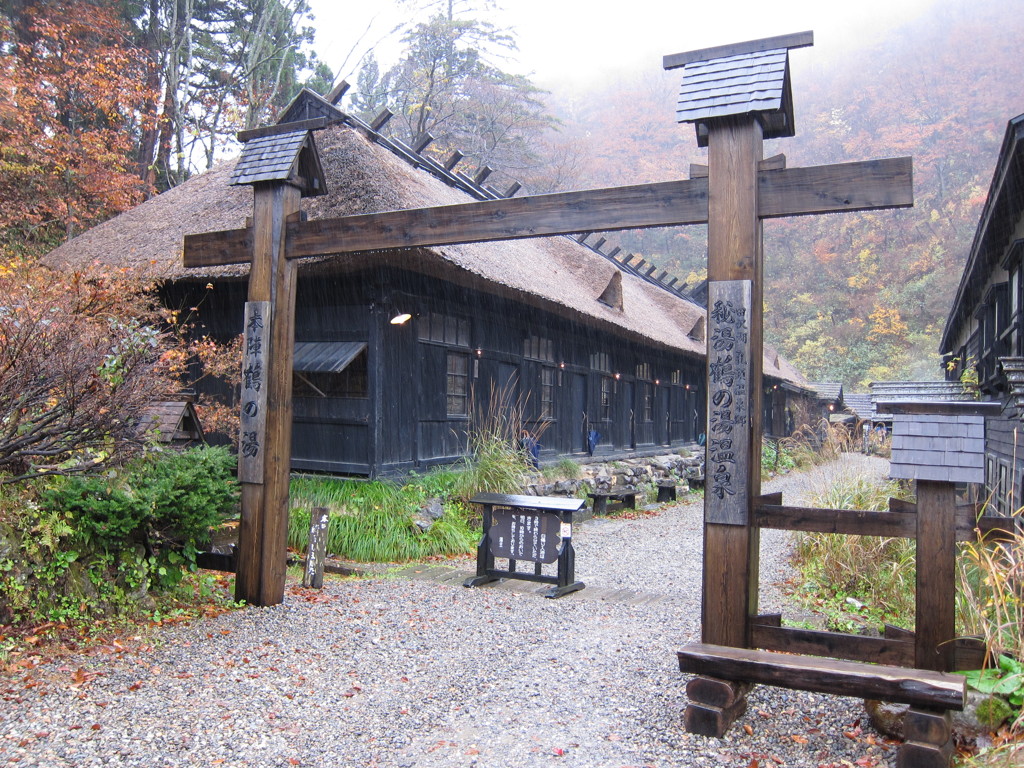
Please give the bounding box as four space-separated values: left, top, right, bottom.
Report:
307 0 944 92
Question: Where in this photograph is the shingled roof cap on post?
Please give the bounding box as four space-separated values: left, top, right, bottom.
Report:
229 126 327 197
664 31 813 147
885 400 1001 485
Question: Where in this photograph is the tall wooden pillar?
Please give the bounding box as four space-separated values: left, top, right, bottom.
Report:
914 480 957 672
236 182 301 606
702 116 764 648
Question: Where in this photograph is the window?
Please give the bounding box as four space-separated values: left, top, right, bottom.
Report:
539 367 555 419
446 353 469 416
524 335 554 362
641 382 653 422
600 376 613 420
671 369 682 385
419 312 470 346
636 362 651 380
590 352 610 372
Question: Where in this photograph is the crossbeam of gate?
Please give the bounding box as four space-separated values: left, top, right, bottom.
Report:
184 158 911 267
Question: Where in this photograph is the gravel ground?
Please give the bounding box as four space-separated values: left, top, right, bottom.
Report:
0 454 899 768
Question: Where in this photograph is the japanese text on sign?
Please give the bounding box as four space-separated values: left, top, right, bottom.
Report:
238 301 270 483
705 281 752 525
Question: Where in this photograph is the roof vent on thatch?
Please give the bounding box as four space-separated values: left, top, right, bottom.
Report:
688 316 705 343
597 270 624 311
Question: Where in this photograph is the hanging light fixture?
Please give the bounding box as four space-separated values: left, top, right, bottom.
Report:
390 312 412 325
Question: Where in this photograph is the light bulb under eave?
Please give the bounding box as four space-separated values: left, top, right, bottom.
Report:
390 313 412 325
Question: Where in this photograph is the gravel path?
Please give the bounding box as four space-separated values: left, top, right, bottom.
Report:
1 455 898 768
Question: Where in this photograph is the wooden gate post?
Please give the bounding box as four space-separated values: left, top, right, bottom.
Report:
236 182 301 606
703 116 764 649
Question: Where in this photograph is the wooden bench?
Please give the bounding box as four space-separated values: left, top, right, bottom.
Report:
678 643 966 767
588 490 637 515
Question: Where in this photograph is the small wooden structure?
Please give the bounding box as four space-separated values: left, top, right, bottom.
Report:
661 32 992 768
137 396 205 447
463 493 585 598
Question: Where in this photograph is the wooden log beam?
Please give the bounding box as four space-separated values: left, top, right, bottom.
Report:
758 157 913 219
750 620 915 666
183 158 912 268
754 503 918 537
677 643 966 710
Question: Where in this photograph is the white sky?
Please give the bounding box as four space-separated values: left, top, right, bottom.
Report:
306 0 942 93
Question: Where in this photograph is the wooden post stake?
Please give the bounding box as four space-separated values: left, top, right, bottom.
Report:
303 507 330 589
915 480 957 672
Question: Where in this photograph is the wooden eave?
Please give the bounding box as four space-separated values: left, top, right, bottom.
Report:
940 114 1024 354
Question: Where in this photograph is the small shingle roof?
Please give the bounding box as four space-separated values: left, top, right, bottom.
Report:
885 401 999 484
229 129 327 196
843 393 873 421
675 48 788 125
666 31 812 147
230 130 309 186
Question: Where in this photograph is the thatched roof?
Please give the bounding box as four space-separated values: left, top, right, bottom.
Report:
43 122 805 386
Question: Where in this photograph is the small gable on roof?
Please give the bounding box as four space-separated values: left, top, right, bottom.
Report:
665 31 812 148
278 87 346 125
597 270 624 311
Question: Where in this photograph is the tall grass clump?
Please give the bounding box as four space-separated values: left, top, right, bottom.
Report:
288 475 477 563
453 381 539 499
957 498 1024 733
779 418 857 469
792 465 916 631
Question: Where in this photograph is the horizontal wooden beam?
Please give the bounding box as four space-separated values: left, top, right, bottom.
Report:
183 158 914 268
957 512 1021 542
663 30 814 70
758 157 913 219
237 117 329 143
750 620 914 666
677 642 965 710
754 503 917 537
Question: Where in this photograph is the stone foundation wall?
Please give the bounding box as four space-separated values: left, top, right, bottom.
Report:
522 453 704 498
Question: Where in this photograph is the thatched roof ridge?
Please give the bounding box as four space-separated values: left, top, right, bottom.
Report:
42 123 806 386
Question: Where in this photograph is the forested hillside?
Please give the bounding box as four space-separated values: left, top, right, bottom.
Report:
530 0 1024 388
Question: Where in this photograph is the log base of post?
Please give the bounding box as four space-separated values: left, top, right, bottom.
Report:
897 709 953 768
683 676 752 737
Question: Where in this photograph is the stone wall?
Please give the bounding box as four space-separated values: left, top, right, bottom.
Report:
522 452 704 499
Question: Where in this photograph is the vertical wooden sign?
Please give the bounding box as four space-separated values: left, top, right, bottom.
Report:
238 300 271 484
705 280 753 525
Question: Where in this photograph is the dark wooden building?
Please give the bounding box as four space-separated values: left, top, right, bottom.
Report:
940 113 1024 513
43 91 810 478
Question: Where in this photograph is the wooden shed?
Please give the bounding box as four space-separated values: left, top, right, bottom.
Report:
43 91 811 478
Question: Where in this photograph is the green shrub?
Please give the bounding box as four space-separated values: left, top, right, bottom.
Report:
39 445 238 592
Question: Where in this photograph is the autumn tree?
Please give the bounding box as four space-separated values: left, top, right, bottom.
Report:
0 2 152 252
0 260 177 484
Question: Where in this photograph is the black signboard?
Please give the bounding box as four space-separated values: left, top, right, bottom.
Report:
488 510 563 564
